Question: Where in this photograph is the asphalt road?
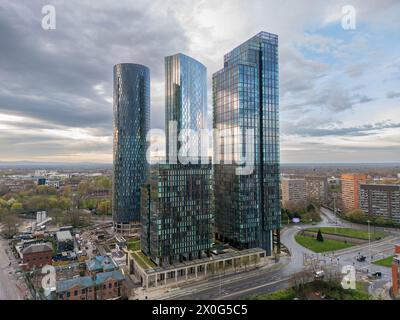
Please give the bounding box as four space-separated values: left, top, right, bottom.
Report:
0 236 23 300
159 208 400 300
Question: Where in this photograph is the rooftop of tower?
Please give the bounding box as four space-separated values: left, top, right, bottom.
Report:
164 52 207 70
223 31 278 64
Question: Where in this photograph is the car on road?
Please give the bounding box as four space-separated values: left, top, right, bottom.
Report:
314 270 325 279
371 271 382 278
356 255 367 262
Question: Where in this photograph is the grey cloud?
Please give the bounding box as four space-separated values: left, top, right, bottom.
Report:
282 121 400 138
0 1 188 131
387 91 400 99
345 63 368 78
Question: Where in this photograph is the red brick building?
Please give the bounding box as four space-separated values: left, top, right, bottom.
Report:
22 243 53 270
56 271 127 300
392 245 400 298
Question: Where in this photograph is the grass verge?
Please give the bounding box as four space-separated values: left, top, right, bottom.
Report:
295 234 353 253
306 227 385 240
372 256 393 267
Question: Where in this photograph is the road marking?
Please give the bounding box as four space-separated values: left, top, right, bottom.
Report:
216 276 291 300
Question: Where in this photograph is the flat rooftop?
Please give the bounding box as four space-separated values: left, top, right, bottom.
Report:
56 230 73 242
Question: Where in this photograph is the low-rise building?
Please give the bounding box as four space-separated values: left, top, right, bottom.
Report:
86 256 117 274
56 276 95 300
94 271 127 300
56 270 126 300
56 230 74 253
22 242 53 270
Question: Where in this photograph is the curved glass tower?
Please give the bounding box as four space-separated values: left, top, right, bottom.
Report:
165 53 207 162
113 63 150 233
141 54 213 266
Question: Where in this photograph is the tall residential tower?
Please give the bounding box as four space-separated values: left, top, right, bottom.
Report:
213 32 281 255
113 63 150 234
141 54 213 266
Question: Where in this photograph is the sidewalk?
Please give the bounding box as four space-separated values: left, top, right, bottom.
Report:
130 255 285 300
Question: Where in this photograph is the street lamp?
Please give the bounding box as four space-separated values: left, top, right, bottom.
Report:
367 220 371 261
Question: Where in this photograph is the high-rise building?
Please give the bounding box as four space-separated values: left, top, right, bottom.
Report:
165 53 207 162
112 63 150 233
305 176 328 204
340 173 367 212
141 54 213 266
281 178 307 208
141 163 213 266
213 32 281 255
359 184 400 223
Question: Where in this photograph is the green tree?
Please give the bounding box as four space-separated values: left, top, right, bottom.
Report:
307 203 316 213
62 185 72 197
97 199 111 215
94 176 111 189
11 202 23 212
346 209 366 222
316 229 324 242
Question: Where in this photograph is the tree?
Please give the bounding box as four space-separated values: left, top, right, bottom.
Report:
307 203 316 213
97 199 111 215
94 176 111 189
62 185 72 197
77 181 91 195
345 209 365 222
316 229 324 242
0 211 18 238
11 202 23 212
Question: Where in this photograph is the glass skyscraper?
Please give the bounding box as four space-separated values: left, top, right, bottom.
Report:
113 63 150 233
141 163 213 266
165 53 207 162
141 54 213 266
213 32 281 255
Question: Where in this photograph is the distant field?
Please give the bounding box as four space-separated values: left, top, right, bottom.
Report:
372 256 393 267
295 234 353 253
306 227 385 240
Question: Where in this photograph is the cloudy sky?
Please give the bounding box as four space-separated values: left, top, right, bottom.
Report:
0 0 399 163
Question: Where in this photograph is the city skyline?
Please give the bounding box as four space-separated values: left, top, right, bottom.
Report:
0 1 399 164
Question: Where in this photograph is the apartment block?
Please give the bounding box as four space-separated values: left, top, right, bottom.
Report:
340 173 367 212
305 176 328 204
281 178 307 208
359 184 400 223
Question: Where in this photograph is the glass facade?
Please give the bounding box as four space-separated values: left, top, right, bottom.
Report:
112 63 150 227
213 32 281 255
141 54 213 266
141 163 213 266
165 53 207 161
